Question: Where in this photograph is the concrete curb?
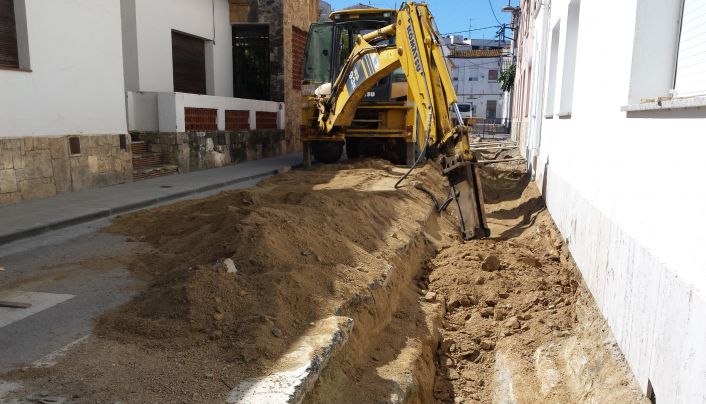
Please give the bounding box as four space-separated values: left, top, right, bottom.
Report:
226 316 353 404
0 167 287 247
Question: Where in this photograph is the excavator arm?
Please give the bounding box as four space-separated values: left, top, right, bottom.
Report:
314 2 490 239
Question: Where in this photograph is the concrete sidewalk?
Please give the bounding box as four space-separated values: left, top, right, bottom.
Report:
0 154 302 246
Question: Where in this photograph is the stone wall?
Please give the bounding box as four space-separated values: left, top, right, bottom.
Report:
0 135 133 205
135 130 285 173
230 0 319 154
283 0 319 153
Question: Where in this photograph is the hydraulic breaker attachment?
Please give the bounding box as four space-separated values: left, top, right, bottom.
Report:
441 156 490 240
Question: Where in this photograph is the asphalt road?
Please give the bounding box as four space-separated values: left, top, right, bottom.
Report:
0 178 263 373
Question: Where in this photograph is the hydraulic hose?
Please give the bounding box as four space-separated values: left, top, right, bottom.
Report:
394 108 433 189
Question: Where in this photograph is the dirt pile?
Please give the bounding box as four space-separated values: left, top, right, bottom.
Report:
2 160 447 403
1 154 648 404
100 160 444 356
424 159 648 403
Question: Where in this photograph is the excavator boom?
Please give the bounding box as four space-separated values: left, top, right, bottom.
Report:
314 2 489 239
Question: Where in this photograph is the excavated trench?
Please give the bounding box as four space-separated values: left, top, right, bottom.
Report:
1 157 648 404
304 158 649 404
305 212 446 403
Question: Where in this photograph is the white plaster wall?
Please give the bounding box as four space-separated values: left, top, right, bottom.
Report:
533 0 706 401
0 0 127 137
127 91 284 133
451 57 505 119
123 0 233 96
126 92 159 132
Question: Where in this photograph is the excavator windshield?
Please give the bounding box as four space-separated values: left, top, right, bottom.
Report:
333 20 395 101
303 22 333 85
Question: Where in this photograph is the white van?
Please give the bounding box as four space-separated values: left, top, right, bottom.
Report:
451 103 475 125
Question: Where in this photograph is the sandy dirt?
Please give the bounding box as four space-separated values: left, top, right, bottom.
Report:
426 160 649 403
1 156 649 404
2 160 446 404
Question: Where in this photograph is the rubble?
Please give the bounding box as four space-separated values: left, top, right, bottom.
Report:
481 255 501 271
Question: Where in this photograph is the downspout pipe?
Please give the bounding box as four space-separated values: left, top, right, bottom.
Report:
529 0 550 179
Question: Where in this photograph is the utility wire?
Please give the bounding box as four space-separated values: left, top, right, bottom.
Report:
441 25 502 36
488 0 503 25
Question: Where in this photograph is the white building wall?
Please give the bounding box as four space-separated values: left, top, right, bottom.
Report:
122 0 233 97
0 0 127 137
450 57 505 120
533 0 706 402
126 91 284 132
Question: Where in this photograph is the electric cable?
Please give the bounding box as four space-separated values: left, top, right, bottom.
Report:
441 25 502 36
488 0 503 25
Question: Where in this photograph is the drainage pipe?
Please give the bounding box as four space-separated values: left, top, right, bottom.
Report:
528 0 551 179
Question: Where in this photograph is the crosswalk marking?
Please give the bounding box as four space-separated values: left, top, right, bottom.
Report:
0 291 74 329
32 334 90 368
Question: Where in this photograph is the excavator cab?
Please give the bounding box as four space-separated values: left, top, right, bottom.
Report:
303 9 398 102
301 8 416 165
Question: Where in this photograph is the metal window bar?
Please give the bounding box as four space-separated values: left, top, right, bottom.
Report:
470 118 513 139
232 24 271 100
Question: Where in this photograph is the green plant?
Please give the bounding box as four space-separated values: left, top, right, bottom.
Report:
498 64 516 92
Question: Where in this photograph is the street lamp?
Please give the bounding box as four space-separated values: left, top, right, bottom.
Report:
501 1 520 15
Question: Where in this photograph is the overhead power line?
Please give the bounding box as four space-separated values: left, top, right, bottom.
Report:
488 0 503 25
441 25 502 36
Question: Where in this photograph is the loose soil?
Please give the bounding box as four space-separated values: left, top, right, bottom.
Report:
2 160 446 403
2 156 649 404
304 156 648 404
424 160 649 403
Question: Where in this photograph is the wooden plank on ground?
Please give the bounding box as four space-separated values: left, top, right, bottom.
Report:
0 301 31 309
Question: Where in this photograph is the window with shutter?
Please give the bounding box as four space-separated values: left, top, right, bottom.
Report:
674 0 706 97
0 0 19 68
172 31 207 95
488 69 499 82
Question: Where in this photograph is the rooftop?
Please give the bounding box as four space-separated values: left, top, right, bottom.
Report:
448 48 505 58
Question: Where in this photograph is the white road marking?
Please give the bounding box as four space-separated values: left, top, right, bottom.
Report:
0 291 74 329
32 334 90 368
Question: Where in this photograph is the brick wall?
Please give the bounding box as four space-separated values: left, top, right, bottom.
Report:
256 111 278 129
225 110 250 130
185 108 218 131
283 0 319 153
292 26 308 90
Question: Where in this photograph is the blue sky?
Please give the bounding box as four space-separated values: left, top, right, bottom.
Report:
324 0 516 40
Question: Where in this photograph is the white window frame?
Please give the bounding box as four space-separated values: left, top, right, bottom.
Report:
672 0 706 98
623 0 706 112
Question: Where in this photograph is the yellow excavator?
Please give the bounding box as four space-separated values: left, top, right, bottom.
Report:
300 2 489 240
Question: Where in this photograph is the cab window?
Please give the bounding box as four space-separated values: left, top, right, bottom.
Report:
303 23 333 84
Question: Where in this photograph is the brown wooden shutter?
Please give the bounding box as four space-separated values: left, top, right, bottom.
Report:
172 31 207 94
0 0 19 68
